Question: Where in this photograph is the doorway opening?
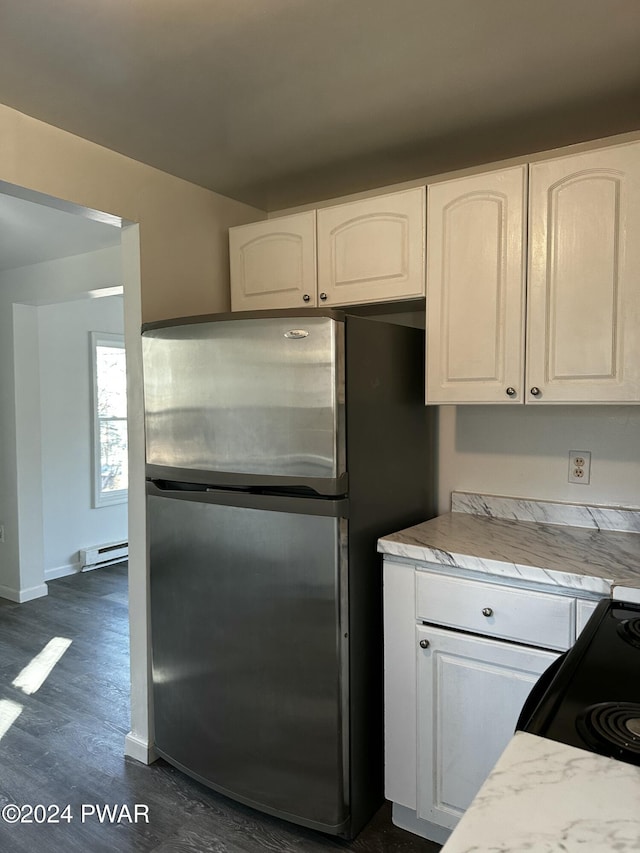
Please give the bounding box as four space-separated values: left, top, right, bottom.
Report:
0 181 145 759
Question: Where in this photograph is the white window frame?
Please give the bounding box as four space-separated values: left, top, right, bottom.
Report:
91 331 128 508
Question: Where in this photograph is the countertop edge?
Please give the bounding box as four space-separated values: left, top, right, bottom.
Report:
440 732 640 853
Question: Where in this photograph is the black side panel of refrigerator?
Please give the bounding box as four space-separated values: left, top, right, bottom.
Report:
344 315 436 836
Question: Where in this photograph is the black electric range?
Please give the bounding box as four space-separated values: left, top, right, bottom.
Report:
518 597 640 766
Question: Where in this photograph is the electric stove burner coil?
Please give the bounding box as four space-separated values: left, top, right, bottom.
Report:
617 618 640 649
576 702 640 761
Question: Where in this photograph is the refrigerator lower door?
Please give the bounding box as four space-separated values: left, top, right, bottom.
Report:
148 486 350 835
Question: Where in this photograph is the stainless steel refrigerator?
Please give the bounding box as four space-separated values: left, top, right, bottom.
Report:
142 309 435 838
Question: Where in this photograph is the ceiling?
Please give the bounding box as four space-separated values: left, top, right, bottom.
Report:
0 193 121 273
1 0 640 211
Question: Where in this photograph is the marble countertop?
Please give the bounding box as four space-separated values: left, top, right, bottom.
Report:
441 732 640 853
378 493 640 595
380 495 640 851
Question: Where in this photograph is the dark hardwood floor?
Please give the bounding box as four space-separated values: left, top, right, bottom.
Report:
0 565 440 853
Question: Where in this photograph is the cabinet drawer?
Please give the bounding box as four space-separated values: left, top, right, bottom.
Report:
415 572 575 651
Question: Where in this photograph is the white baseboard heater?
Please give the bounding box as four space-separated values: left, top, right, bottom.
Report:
79 540 128 571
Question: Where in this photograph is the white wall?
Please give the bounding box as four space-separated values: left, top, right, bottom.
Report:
12 303 46 601
38 295 126 578
437 405 640 514
2 247 125 600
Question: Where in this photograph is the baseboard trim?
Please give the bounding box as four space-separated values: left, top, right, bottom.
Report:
0 582 49 603
125 731 158 765
0 583 19 602
45 562 81 582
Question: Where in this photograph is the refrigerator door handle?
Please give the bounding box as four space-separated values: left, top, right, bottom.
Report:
146 479 349 517
145 464 348 497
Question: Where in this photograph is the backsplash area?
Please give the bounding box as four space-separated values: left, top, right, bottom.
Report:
381 491 640 594
437 405 640 514
452 492 640 534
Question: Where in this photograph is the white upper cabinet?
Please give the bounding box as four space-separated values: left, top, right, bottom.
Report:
316 188 426 307
426 140 640 405
229 189 426 311
426 166 527 403
527 145 640 403
229 212 317 311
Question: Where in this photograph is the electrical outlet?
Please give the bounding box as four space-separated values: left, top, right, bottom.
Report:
568 451 591 484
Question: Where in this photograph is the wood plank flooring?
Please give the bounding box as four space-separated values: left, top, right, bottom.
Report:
0 565 440 853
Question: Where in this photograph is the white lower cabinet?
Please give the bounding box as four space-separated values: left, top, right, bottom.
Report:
415 624 558 829
383 557 601 844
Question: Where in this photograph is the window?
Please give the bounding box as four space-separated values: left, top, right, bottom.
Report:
91 332 127 507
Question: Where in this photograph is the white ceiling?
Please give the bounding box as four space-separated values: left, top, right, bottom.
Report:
0 0 639 211
0 193 121 273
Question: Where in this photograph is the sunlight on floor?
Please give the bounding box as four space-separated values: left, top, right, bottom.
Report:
0 699 23 740
12 636 72 695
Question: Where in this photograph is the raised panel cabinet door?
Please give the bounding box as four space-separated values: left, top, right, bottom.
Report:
425 166 527 404
229 211 317 311
527 141 640 403
416 625 559 831
317 188 425 306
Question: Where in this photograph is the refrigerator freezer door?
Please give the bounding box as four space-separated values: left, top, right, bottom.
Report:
142 315 344 487
148 488 350 833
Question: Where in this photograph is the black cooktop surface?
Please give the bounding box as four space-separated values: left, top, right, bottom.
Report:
520 598 640 765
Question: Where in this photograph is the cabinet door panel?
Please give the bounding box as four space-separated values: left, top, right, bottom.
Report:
229 212 317 311
528 142 640 402
426 167 527 403
317 188 425 306
416 625 558 829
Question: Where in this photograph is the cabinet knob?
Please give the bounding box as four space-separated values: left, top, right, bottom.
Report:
302 294 311 303
319 292 328 301
419 639 430 649
530 386 541 397
505 387 517 397
482 607 493 618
